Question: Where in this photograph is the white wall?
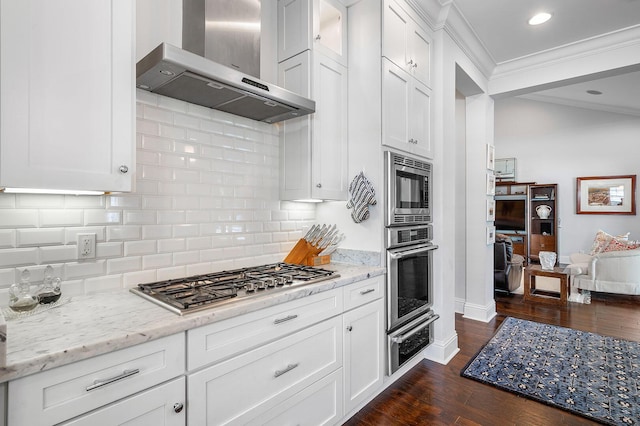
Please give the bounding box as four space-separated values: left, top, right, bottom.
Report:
0 93 315 303
494 97 640 262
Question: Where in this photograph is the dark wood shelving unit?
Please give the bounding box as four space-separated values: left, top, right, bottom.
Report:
528 183 558 263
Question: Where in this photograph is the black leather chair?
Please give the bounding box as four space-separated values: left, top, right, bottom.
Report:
494 237 515 294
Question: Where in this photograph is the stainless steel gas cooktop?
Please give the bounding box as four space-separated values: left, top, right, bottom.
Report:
131 263 338 315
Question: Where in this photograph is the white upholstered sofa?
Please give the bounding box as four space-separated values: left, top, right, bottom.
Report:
566 249 640 299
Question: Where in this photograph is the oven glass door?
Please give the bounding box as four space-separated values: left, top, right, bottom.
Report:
388 312 439 374
387 243 437 331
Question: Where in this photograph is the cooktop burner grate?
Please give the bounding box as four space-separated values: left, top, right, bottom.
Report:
131 262 338 315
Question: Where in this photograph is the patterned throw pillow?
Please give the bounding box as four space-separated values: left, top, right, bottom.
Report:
589 230 630 255
602 238 640 252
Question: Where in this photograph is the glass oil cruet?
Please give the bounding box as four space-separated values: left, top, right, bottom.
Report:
9 269 39 312
38 265 62 304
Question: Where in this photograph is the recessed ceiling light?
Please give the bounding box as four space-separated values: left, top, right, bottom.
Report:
528 12 552 26
586 90 603 95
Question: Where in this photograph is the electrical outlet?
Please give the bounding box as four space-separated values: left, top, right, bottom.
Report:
77 233 96 259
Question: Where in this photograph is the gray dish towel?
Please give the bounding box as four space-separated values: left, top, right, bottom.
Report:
346 171 377 223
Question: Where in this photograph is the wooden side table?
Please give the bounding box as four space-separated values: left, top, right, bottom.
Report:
523 265 568 305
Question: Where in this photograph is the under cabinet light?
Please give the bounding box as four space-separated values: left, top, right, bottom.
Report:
1 188 105 195
293 199 323 203
528 12 552 26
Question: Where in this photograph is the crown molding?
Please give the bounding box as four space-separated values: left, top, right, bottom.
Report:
520 93 640 117
492 26 640 80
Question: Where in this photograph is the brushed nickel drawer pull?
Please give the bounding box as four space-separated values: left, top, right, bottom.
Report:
274 314 298 324
274 363 299 378
360 288 375 295
86 368 140 392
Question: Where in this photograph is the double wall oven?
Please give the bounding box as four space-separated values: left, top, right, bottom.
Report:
385 151 439 374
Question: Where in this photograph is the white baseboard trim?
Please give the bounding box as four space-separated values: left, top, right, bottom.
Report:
463 300 497 323
454 297 466 313
424 332 460 365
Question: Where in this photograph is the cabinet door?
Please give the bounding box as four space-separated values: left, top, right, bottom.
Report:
382 0 410 73
0 0 134 192
343 299 384 414
313 0 348 66
187 317 342 425
278 0 312 62
382 59 411 152
311 54 348 200
408 24 431 87
60 378 185 426
409 79 432 159
278 52 313 200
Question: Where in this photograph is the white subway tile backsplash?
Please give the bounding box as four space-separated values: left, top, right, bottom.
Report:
84 275 122 294
107 226 142 241
158 238 186 253
0 248 38 268
123 269 156 288
84 210 122 226
40 209 83 227
64 260 106 280
142 253 173 270
0 210 38 228
17 228 65 247
107 256 142 274
96 242 124 259
0 230 16 248
16 194 65 208
39 245 77 263
0 97 316 298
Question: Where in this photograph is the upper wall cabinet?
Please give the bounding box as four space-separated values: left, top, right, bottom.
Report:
279 51 348 201
278 0 348 66
0 0 135 193
383 0 431 87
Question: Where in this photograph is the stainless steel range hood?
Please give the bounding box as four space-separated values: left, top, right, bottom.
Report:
136 0 315 123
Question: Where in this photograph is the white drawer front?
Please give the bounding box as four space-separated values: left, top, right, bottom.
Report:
60 377 185 426
9 333 185 426
187 288 342 370
246 369 344 426
343 276 383 311
187 316 342 426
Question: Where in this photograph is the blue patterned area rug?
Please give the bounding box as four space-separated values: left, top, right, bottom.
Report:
461 317 640 425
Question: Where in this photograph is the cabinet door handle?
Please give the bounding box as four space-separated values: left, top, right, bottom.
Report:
274 363 299 378
173 402 184 413
274 314 298 324
86 368 140 391
316 183 322 188
315 34 321 40
119 165 129 174
360 288 375 295
407 59 414 66
346 325 353 331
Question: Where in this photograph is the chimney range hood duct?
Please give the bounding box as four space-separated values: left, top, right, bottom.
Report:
136 2 315 123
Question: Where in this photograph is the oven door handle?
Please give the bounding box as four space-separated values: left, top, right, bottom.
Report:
390 314 440 344
389 244 438 259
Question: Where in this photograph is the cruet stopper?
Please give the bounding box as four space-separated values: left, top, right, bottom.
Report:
38 265 62 304
8 269 38 312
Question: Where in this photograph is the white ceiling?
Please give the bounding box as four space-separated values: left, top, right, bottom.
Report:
438 0 640 115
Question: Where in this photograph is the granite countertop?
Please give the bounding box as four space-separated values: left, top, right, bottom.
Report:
0 263 384 383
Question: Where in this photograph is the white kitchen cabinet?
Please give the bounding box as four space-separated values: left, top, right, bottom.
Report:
278 0 347 66
383 0 431 87
343 280 384 415
8 333 185 426
246 369 344 426
61 377 186 426
0 0 135 193
279 51 348 201
382 58 432 159
187 316 342 425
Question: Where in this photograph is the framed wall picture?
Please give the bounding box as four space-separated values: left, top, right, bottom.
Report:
486 199 495 222
576 175 636 215
486 173 495 195
486 225 496 245
486 145 495 170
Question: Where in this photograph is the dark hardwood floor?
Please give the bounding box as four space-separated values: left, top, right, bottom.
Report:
344 292 640 425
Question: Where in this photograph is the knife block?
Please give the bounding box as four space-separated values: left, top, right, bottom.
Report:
284 239 326 266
